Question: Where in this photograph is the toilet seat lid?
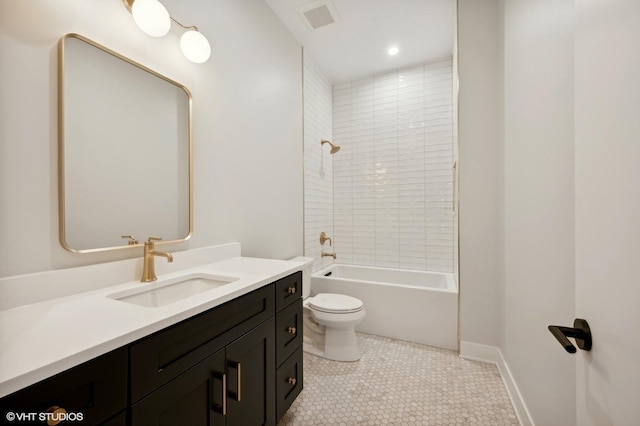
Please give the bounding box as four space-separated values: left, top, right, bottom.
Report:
308 293 364 314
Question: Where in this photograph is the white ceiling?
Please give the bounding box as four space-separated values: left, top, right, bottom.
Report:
265 0 456 84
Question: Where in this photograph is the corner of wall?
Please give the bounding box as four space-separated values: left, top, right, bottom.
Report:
457 0 503 347
459 341 535 426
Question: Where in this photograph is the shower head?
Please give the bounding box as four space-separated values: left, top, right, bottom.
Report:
321 139 340 154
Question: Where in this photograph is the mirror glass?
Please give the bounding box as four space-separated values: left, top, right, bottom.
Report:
59 34 192 253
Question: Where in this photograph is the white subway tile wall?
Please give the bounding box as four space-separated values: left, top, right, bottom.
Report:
303 52 334 273
332 60 455 272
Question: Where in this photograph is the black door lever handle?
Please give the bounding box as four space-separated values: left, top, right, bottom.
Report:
548 318 592 353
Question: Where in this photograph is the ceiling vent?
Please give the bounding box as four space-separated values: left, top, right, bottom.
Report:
298 1 338 30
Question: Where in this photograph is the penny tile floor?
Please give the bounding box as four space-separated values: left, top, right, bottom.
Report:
278 333 519 426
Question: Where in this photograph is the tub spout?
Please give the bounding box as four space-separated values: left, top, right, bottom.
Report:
321 251 337 259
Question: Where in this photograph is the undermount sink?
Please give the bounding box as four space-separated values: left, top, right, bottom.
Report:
108 273 238 308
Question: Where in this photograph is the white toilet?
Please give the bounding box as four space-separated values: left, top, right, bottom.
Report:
293 257 365 362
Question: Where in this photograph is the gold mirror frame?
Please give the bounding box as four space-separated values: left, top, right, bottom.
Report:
58 33 193 253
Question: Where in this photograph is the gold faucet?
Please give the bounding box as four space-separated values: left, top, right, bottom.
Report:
321 251 337 259
320 232 336 258
141 237 173 282
121 235 138 245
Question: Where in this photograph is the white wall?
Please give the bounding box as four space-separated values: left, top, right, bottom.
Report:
501 1 576 425
303 51 334 273
332 60 455 272
0 0 303 278
574 1 640 424
460 0 576 424
458 0 504 348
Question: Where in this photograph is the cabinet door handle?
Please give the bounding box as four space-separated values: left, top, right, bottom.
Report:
287 326 297 335
287 377 297 386
228 360 242 402
211 372 227 416
287 286 297 294
46 406 67 426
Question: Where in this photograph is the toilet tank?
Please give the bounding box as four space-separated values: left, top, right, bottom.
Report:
289 256 314 298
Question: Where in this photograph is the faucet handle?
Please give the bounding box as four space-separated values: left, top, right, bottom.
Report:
145 237 163 248
121 235 138 245
319 232 332 246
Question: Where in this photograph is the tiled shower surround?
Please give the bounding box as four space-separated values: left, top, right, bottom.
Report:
332 60 455 272
304 56 455 273
303 52 334 273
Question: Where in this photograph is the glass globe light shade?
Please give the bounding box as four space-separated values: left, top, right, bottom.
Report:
132 0 171 37
180 30 211 63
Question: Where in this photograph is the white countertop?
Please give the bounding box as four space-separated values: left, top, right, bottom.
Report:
0 256 307 398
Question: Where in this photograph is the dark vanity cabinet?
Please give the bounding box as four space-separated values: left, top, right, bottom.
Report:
0 347 128 425
131 318 275 425
274 273 304 421
0 271 303 426
130 282 277 426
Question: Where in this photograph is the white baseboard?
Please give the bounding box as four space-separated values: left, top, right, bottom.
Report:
459 341 535 426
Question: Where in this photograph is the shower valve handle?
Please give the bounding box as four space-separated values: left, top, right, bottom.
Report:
320 231 332 246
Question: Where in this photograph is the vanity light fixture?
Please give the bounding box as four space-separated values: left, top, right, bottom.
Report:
129 0 170 37
176 22 211 64
123 0 211 63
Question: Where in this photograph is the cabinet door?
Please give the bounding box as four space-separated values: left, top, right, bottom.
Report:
276 347 303 422
275 272 302 312
131 349 226 426
130 285 274 403
226 318 276 426
276 300 302 366
0 347 127 425
100 411 126 425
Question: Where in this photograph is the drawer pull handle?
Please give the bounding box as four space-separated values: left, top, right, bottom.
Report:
228 360 242 402
46 406 67 426
287 326 297 334
221 373 227 415
287 286 297 294
211 372 227 416
287 377 297 386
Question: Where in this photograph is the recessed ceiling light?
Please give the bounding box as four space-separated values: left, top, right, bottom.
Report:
388 46 399 56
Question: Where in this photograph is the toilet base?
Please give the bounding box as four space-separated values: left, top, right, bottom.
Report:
325 326 362 361
303 341 361 362
303 315 362 362
303 341 360 362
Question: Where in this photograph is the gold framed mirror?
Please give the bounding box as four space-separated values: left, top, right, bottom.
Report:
58 33 193 253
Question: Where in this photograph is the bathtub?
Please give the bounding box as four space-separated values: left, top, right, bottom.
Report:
311 264 458 351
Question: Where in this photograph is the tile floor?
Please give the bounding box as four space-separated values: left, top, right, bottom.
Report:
278 333 519 426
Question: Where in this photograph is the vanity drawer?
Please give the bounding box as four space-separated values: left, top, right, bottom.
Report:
275 271 302 312
0 347 127 425
130 284 274 403
100 411 126 425
276 347 303 421
276 299 303 366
